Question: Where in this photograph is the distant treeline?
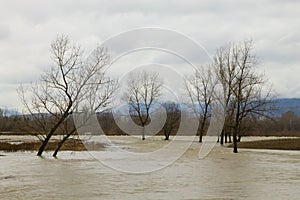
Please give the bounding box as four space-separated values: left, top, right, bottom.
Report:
248 110 300 137
1 109 300 137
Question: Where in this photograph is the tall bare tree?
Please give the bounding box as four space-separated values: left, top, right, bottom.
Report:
19 35 116 156
124 70 162 140
214 45 237 144
186 67 217 142
215 40 274 153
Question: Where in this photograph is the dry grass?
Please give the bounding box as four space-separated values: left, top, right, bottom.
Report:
0 140 105 152
229 138 300 150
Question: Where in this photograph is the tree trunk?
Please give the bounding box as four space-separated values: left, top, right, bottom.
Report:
37 109 71 156
233 106 240 153
164 129 170 140
228 129 232 143
53 139 65 157
199 133 203 143
165 134 169 140
220 129 224 145
53 128 76 157
53 135 68 157
142 126 145 140
199 119 206 143
233 133 238 153
37 134 51 156
237 135 241 142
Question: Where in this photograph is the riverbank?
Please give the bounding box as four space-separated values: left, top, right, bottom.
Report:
229 137 300 150
1 136 300 152
0 139 105 152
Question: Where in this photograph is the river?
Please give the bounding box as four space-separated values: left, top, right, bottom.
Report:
0 136 300 199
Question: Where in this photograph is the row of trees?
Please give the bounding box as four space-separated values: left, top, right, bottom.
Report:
13 36 274 156
99 110 300 138
2 109 299 136
185 40 273 152
120 40 273 153
0 108 21 132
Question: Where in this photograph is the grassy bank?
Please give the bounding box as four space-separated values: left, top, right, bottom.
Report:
2 137 300 152
0 139 105 152
229 138 300 150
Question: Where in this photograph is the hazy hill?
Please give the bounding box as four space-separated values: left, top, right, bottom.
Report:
274 98 300 116
2 98 300 118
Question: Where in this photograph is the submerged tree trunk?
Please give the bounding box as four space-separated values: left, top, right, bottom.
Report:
53 137 67 157
199 109 208 143
198 118 206 143
199 119 206 143
233 105 240 153
220 129 224 145
237 135 242 142
37 134 51 156
233 133 238 153
228 134 232 143
199 132 203 143
37 115 69 156
164 132 170 140
53 129 76 157
142 126 145 140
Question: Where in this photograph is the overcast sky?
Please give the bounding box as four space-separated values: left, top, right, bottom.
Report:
0 0 300 110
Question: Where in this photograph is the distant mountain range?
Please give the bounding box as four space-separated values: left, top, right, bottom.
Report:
2 98 300 118
273 98 300 116
110 98 300 117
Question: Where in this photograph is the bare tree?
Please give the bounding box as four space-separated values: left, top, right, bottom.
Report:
186 67 217 142
19 35 116 156
215 40 274 153
52 74 117 157
124 70 162 140
161 102 180 140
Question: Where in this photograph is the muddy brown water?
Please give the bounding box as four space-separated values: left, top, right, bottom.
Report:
0 136 300 199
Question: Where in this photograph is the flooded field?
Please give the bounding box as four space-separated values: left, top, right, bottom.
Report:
1 136 300 199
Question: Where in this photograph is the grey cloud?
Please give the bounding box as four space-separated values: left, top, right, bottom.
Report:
0 0 300 109
0 25 10 40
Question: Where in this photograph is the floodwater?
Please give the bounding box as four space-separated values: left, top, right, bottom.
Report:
1 136 300 200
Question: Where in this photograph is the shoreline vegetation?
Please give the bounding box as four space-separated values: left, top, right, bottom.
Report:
0 139 105 152
228 138 300 151
0 136 299 152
